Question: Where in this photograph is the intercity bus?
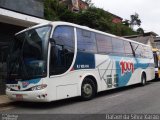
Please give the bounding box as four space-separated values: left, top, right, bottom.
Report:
6 22 155 102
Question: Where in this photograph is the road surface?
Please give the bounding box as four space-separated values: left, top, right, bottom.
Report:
1 80 160 120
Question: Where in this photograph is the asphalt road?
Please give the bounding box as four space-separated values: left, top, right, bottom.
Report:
1 80 160 120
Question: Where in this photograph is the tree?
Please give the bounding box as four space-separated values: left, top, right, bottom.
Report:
130 13 141 29
44 0 137 36
44 0 69 21
123 19 130 27
59 10 78 23
137 28 144 34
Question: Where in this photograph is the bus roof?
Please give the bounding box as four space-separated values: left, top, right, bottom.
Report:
16 21 151 48
15 22 53 35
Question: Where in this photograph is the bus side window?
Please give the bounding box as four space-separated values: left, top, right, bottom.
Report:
50 26 75 76
112 38 125 56
131 43 143 58
77 28 97 53
96 33 112 54
123 41 134 57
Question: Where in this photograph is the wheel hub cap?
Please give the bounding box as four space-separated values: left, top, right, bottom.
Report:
83 84 92 95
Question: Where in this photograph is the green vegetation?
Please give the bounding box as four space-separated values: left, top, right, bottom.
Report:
44 0 140 36
130 13 141 29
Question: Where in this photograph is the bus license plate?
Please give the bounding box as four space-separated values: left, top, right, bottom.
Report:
16 94 23 100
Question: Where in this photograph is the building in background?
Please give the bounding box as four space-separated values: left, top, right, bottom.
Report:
0 0 49 95
71 0 79 11
124 32 158 48
154 37 160 49
78 0 89 10
109 12 123 24
59 0 89 12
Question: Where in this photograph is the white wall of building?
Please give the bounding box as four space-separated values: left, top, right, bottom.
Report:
0 8 50 27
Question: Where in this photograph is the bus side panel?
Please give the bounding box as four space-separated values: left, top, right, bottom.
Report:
95 54 117 91
127 57 155 85
136 57 155 81
46 54 155 101
47 73 79 101
95 54 142 90
95 54 155 92
111 55 137 87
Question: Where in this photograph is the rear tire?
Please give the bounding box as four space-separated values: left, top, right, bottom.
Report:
141 73 146 86
81 78 96 101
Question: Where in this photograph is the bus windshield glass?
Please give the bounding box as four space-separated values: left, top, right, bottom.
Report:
7 26 51 81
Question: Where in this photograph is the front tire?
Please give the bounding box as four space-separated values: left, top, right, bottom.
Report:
81 78 96 101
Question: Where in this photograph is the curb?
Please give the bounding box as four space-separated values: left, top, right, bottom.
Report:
0 102 15 108
0 95 16 108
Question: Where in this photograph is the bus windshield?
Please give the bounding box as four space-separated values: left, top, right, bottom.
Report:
7 26 51 81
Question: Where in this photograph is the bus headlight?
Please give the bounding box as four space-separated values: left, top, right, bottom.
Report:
31 84 47 91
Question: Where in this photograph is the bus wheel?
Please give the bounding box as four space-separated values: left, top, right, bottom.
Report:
141 73 146 86
81 78 96 101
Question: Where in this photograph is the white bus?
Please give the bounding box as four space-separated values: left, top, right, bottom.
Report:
6 22 155 102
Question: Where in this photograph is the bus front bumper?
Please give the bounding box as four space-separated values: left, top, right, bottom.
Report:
6 89 50 102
